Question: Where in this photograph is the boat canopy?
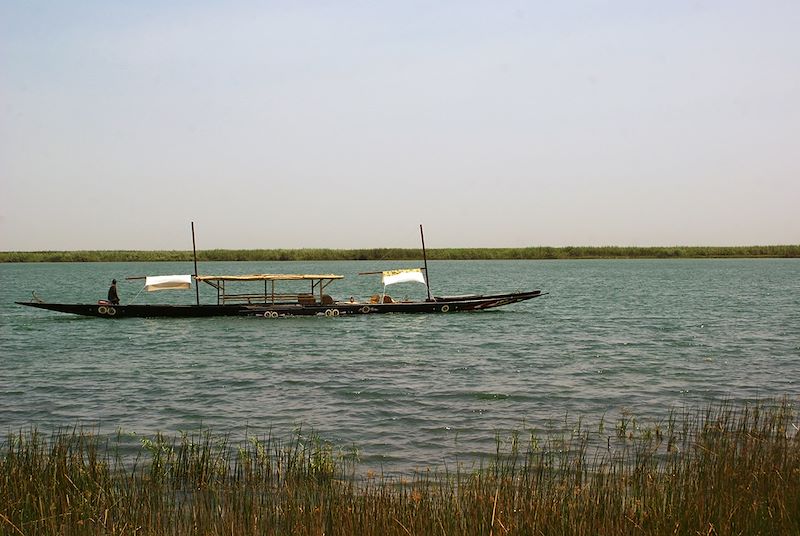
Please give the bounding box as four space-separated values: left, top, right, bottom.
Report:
193 273 344 305
382 269 427 286
195 274 343 282
144 275 193 291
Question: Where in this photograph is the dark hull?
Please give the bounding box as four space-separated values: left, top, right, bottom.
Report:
14 302 250 318
16 291 544 319
244 290 545 317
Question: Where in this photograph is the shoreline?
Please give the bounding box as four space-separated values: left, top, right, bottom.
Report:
1 245 799 262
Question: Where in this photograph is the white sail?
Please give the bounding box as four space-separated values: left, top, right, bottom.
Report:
382 269 426 286
144 275 193 291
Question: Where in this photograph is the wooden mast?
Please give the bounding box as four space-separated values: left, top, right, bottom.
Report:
191 221 200 306
420 224 433 301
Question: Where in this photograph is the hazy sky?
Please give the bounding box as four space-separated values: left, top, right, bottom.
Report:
2 1 798 250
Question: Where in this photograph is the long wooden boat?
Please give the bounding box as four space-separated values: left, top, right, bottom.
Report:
15 224 546 318
15 272 544 318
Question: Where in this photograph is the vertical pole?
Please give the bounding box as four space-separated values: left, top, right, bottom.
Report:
420 224 433 301
191 221 200 306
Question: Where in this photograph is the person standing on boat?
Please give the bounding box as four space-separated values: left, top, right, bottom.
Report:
107 279 120 305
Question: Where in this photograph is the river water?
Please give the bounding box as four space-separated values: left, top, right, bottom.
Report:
1 259 798 473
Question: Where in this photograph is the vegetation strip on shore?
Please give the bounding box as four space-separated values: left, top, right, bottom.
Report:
1 399 798 535
1 244 799 262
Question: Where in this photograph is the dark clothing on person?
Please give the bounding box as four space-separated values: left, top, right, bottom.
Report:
108 282 120 305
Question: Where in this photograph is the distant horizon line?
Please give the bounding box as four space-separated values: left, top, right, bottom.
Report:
2 243 799 253
1 245 798 262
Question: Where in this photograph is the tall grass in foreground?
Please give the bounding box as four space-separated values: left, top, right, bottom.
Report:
2 400 798 535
